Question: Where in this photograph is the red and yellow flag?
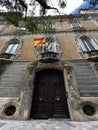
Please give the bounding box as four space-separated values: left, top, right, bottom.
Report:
34 37 46 48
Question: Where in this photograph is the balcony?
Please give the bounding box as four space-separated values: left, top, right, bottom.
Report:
0 53 13 64
85 51 98 61
38 51 61 62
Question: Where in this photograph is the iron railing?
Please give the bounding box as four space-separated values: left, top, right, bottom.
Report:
38 51 61 62
0 53 14 63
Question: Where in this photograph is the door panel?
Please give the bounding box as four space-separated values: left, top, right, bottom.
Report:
31 69 70 119
52 81 68 118
31 78 49 119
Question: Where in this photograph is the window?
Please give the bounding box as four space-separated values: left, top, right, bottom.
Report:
0 24 7 32
70 20 81 28
43 37 59 53
94 19 98 26
77 36 98 52
0 39 20 61
76 36 98 60
95 19 98 23
4 43 19 54
17 27 27 31
37 37 60 61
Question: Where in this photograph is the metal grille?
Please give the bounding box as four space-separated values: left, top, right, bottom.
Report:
4 105 16 116
83 105 95 116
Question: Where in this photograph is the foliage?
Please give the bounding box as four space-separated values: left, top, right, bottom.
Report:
0 0 98 33
24 17 53 34
0 0 59 33
0 12 23 26
24 17 38 33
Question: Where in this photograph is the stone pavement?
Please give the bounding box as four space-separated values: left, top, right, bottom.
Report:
0 119 98 130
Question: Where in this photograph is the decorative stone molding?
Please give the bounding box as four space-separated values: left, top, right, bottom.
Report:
64 62 82 117
94 63 98 71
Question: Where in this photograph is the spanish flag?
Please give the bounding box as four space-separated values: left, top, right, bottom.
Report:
34 37 46 48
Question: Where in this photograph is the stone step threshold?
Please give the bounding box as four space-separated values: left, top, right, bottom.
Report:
0 119 98 130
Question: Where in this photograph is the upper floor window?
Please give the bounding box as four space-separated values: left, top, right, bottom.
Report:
17 26 27 31
4 43 19 54
35 37 61 62
42 37 59 53
94 19 98 26
77 36 98 52
0 24 7 32
70 19 81 28
95 19 98 23
0 39 20 61
76 35 98 60
44 23 55 32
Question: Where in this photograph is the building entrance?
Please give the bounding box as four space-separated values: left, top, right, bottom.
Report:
30 69 70 119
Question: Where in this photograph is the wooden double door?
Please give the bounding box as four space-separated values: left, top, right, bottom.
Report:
31 69 70 119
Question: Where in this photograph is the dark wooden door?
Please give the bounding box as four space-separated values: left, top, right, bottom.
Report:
31 69 70 119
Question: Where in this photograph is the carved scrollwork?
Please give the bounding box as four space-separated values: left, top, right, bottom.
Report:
94 63 98 71
64 63 73 75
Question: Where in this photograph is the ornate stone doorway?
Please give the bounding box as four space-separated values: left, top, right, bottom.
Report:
30 69 70 119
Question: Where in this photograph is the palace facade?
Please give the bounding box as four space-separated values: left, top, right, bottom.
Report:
0 12 98 121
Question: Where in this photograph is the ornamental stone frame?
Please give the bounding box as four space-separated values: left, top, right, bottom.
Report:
18 61 64 119
11 60 98 121
18 60 78 120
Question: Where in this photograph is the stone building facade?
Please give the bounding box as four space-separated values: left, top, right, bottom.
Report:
0 13 98 121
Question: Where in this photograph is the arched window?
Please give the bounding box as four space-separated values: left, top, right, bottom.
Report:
77 36 98 52
76 35 98 60
42 37 59 53
0 39 20 60
4 43 19 54
69 19 81 28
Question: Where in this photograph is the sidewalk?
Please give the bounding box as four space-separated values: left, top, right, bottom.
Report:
0 119 97 130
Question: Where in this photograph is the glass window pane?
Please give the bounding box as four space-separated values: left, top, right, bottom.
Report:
72 22 79 28
86 40 95 51
82 40 90 51
5 44 14 53
10 44 19 54
82 39 95 52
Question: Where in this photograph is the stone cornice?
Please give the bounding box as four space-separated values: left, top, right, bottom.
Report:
0 29 98 37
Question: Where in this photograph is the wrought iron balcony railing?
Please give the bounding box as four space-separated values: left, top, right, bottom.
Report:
0 53 14 63
85 51 98 61
38 51 61 62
